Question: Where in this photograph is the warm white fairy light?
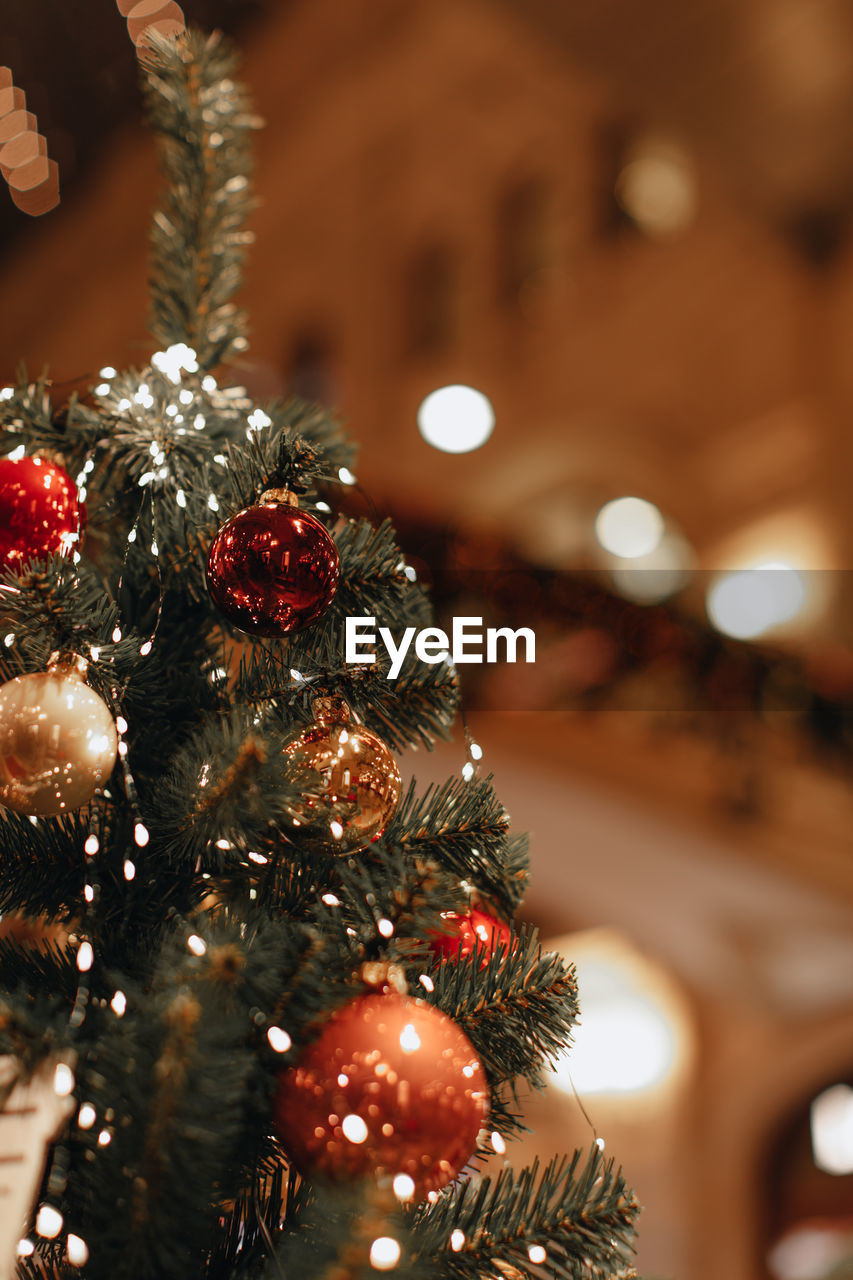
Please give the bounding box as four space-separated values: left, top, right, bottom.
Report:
461 761 475 781
36 1205 63 1239
377 918 394 938
0 387 14 401
187 934 207 957
207 494 219 511
66 1234 89 1267
77 942 94 972
151 343 198 383
77 1103 96 1129
369 1237 401 1271
110 990 127 1017
528 1245 547 1264
338 466 357 485
97 1129 111 1147
16 1240 34 1258
134 822 149 847
202 375 216 392
83 884 94 903
95 383 111 396
247 408 271 432
267 1026 292 1053
112 626 122 642
329 820 344 840
450 1230 465 1252
4 633 14 646
117 398 132 412
194 414 206 430
392 1174 415 1201
123 860 136 881
178 389 193 405
99 366 116 379
418 974 434 992
118 742 128 758
176 489 187 508
341 1114 368 1144
247 851 268 864
490 1130 506 1154
322 893 341 906
139 641 153 657
54 1063 75 1097
115 716 128 734
84 834 99 855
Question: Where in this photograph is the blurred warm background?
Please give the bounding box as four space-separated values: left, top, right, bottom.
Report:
1 1 853 1277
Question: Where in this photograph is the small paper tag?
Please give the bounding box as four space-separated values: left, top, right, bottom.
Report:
0 1055 74 1280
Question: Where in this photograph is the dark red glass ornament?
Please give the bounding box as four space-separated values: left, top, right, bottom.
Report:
430 907 512 966
273 992 488 1198
0 456 83 569
206 498 339 637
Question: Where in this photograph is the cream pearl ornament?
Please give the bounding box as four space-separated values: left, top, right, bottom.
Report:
0 654 118 816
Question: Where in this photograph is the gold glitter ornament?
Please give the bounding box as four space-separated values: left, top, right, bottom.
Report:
0 654 118 816
283 696 401 856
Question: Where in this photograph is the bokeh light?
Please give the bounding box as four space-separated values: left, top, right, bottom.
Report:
594 496 665 559
417 385 495 454
706 562 807 640
811 1083 853 1176
615 138 697 238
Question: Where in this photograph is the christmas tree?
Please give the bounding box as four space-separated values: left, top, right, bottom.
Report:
0 30 639 1280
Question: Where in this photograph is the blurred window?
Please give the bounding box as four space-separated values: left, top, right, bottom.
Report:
405 241 457 356
285 330 337 405
496 175 551 310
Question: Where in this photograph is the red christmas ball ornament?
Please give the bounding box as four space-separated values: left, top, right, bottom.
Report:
0 455 83 569
430 908 512 966
206 489 339 637
273 992 488 1198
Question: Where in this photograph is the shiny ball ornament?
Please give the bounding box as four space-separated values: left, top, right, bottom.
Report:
283 697 401 856
0 455 83 569
0 656 118 816
206 490 339 637
430 907 512 966
273 993 488 1197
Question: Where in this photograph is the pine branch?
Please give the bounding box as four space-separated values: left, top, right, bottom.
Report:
141 29 261 368
420 928 579 1089
387 777 530 914
412 1146 640 1280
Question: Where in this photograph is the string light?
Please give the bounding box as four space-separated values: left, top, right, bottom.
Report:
53 1063 75 1097
66 1235 89 1268
528 1245 547 1264
77 1104 96 1130
35 1205 63 1239
450 1230 465 1252
110 991 127 1017
267 1026 292 1053
393 1174 415 1200
187 934 207 957
76 942 94 973
369 1237 401 1271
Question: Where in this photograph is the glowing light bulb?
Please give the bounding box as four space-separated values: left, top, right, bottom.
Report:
417 385 495 453
54 1063 75 1097
398 1024 421 1053
267 1026 292 1053
369 1237 401 1270
393 1174 415 1200
36 1206 63 1239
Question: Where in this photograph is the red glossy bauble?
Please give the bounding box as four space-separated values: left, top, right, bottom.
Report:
0 455 83 569
206 496 339 637
273 993 488 1198
430 908 512 966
